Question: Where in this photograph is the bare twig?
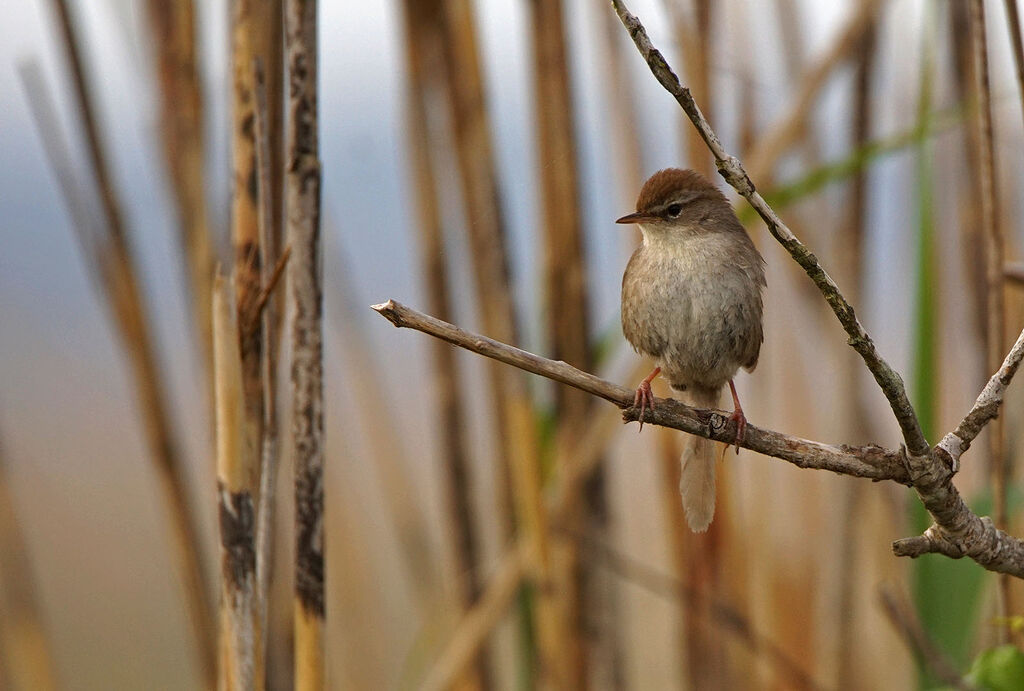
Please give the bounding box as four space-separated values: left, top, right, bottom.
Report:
374 300 906 481
937 326 1024 468
285 0 324 687
610 0 929 460
374 296 1024 581
878 584 971 689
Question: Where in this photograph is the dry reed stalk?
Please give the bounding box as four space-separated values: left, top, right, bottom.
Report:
214 273 259 691
968 0 1013 626
230 0 269 577
434 0 563 679
400 1 488 686
284 0 324 687
835 18 877 689
529 0 605 684
436 0 520 546
1003 0 1024 134
745 0 882 184
43 2 217 683
666 0 714 177
0 440 58 691
251 56 282 685
950 2 988 340
145 0 217 386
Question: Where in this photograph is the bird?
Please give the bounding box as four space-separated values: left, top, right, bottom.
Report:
617 168 765 532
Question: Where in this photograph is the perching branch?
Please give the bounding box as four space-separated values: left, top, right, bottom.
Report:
610 0 929 460
373 300 906 483
374 299 1024 580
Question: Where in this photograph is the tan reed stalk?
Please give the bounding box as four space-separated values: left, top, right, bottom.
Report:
230 0 268 555
835 17 878 689
968 0 1013 628
214 272 259 691
0 439 57 691
399 1 488 686
950 1 987 340
145 0 217 387
745 0 882 184
284 0 324 687
434 0 558 678
529 0 603 685
436 0 520 545
251 57 276 687
666 0 714 177
43 2 216 683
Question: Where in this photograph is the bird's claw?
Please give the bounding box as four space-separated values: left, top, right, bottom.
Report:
729 408 746 454
634 380 655 432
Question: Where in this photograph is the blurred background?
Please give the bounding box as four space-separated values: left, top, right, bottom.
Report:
2 0 1024 688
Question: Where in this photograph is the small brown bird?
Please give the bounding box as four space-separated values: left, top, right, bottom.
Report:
618 168 765 532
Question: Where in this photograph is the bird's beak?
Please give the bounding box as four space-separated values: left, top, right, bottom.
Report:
615 212 656 225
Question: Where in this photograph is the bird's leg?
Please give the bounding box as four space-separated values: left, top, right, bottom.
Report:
633 366 661 432
728 379 746 454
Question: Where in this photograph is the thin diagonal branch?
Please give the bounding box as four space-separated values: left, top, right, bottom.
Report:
937 326 1024 467
610 0 929 459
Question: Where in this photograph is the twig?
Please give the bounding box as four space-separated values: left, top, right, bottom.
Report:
285 0 324 687
610 0 929 460
878 584 971 689
937 326 1024 468
374 300 906 482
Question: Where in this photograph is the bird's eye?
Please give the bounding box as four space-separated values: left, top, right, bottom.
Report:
666 203 683 218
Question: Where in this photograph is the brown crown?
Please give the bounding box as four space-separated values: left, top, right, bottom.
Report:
634 168 726 212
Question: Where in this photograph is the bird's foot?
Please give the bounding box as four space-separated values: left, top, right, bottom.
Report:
633 366 661 432
728 408 746 454
728 379 746 454
634 380 655 432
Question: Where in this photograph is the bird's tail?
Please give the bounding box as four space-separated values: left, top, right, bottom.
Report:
679 386 720 532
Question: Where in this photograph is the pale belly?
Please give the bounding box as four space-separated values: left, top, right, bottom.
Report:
621 241 762 392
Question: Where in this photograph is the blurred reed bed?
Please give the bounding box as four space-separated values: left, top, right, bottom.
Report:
6 0 1024 689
